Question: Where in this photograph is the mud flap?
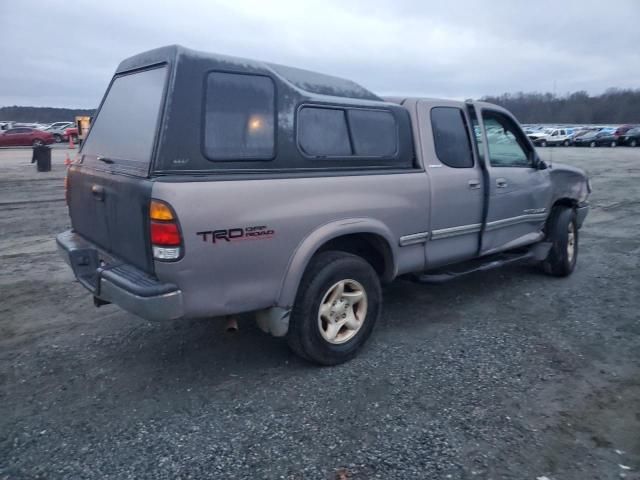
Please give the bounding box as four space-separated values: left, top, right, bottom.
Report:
256 307 291 337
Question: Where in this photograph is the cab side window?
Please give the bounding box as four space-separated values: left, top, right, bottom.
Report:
430 107 473 168
482 112 533 168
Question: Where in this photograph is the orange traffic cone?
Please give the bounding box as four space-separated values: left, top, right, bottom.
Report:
64 153 71 166
68 134 75 149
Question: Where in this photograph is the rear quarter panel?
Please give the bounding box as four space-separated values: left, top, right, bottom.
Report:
152 172 429 318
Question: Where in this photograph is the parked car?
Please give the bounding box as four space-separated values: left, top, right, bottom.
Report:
13 122 49 130
46 122 74 143
0 127 55 147
57 46 590 365
613 124 636 144
529 127 574 147
573 128 617 147
620 127 640 147
570 127 595 141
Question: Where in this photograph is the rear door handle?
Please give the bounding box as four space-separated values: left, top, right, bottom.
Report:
91 184 105 201
496 178 508 188
468 179 481 189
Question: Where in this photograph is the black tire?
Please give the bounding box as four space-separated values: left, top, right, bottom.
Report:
542 207 578 277
563 140 570 147
610 141 616 148
32 139 44 147
631 139 638 147
53 134 62 143
540 140 547 147
589 141 596 148
287 251 381 365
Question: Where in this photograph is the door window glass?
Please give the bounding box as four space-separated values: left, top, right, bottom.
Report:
482 112 533 168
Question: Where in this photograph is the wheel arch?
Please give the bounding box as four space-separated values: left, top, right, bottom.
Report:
277 219 397 308
552 197 578 209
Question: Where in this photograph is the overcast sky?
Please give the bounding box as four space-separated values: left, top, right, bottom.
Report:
1 0 638 108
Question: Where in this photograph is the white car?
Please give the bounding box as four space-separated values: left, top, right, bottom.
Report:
528 128 574 147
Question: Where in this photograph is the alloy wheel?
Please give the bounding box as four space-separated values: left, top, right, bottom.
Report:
317 279 368 344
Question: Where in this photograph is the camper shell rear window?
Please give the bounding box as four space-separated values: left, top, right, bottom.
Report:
81 65 168 175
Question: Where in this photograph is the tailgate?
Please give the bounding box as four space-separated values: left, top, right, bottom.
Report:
66 64 169 274
67 166 154 273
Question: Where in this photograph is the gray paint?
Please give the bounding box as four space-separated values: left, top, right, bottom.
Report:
152 96 589 320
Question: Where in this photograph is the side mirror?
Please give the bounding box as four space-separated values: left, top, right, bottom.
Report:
537 159 549 170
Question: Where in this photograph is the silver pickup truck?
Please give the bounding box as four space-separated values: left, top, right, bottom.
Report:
57 45 590 365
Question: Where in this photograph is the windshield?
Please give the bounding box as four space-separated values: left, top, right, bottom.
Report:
82 65 167 174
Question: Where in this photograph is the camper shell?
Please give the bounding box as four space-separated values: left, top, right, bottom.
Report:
103 45 415 175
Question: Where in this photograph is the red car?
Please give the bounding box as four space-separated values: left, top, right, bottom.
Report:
0 127 55 147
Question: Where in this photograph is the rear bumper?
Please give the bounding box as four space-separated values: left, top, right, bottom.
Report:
576 202 589 229
56 230 183 321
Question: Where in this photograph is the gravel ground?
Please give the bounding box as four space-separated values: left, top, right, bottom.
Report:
1 146 639 480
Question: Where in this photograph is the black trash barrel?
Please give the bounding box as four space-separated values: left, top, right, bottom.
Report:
32 145 52 172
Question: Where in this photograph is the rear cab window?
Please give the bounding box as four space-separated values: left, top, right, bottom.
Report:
81 65 168 176
430 107 474 168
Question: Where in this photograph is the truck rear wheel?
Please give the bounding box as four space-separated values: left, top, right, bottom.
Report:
287 251 381 365
542 206 578 277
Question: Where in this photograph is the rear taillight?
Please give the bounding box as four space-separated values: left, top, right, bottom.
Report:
149 199 182 261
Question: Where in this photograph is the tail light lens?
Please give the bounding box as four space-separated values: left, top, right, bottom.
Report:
150 222 181 246
150 199 182 261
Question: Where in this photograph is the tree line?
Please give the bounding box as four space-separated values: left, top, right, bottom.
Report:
2 88 639 125
481 88 640 124
0 106 95 124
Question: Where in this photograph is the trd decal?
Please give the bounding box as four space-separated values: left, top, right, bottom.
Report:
196 225 275 244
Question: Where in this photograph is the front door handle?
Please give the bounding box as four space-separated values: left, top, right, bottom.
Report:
496 178 508 188
468 179 481 189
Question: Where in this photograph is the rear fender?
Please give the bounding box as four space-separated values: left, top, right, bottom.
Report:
277 218 397 308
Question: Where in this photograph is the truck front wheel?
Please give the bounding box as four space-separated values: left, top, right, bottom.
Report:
542 206 578 277
287 251 381 365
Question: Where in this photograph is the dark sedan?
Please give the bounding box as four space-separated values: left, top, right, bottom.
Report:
620 127 640 147
0 127 55 147
573 129 618 147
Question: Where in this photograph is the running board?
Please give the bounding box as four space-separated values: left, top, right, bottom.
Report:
415 243 551 284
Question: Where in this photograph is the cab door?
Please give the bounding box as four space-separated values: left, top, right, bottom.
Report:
417 99 484 268
474 105 552 255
